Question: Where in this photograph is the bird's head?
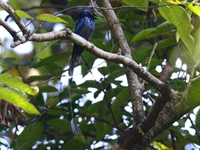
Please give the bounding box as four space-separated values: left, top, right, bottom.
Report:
79 9 99 20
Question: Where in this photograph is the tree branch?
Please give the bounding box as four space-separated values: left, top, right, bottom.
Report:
96 0 145 126
11 31 67 47
0 1 172 98
0 0 29 34
10 27 172 96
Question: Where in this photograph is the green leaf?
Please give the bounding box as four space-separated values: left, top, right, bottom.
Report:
0 57 16 64
132 46 152 63
38 85 58 93
70 88 90 94
95 121 107 141
0 74 39 95
131 21 175 42
27 75 52 83
35 14 68 24
46 107 66 116
33 52 71 68
191 28 200 62
122 0 148 11
188 3 200 17
46 97 60 106
98 66 110 76
73 133 87 145
112 88 130 111
152 141 169 150
34 40 60 59
158 4 194 54
62 133 89 150
196 108 200 127
59 15 75 27
0 86 40 114
104 68 124 84
15 10 33 19
166 0 186 5
150 0 160 4
46 119 71 131
80 80 99 89
16 122 43 149
40 0 49 5
156 37 177 51
43 63 63 76
62 141 83 150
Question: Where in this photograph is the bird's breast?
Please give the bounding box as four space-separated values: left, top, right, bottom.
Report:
78 17 95 40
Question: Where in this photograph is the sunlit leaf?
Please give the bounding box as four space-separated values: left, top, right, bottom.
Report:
0 74 39 95
152 141 169 149
15 10 33 19
166 0 186 5
0 86 40 114
188 3 200 17
158 3 194 54
35 14 68 24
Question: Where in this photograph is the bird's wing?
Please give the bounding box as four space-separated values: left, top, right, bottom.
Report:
74 18 85 34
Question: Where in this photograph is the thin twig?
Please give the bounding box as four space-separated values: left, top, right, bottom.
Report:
90 0 103 17
142 43 157 86
147 43 157 72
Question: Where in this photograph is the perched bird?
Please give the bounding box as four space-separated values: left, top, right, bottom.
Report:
68 9 99 76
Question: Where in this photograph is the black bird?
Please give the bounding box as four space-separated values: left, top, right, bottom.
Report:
68 9 98 76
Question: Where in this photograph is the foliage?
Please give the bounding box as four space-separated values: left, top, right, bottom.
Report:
0 0 200 149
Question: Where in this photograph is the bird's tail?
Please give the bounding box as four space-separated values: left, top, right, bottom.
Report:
68 44 84 76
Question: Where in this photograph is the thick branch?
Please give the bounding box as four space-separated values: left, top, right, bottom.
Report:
116 81 200 149
141 95 170 133
1 1 171 97
11 31 67 47
96 0 145 125
11 28 172 96
67 29 172 95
